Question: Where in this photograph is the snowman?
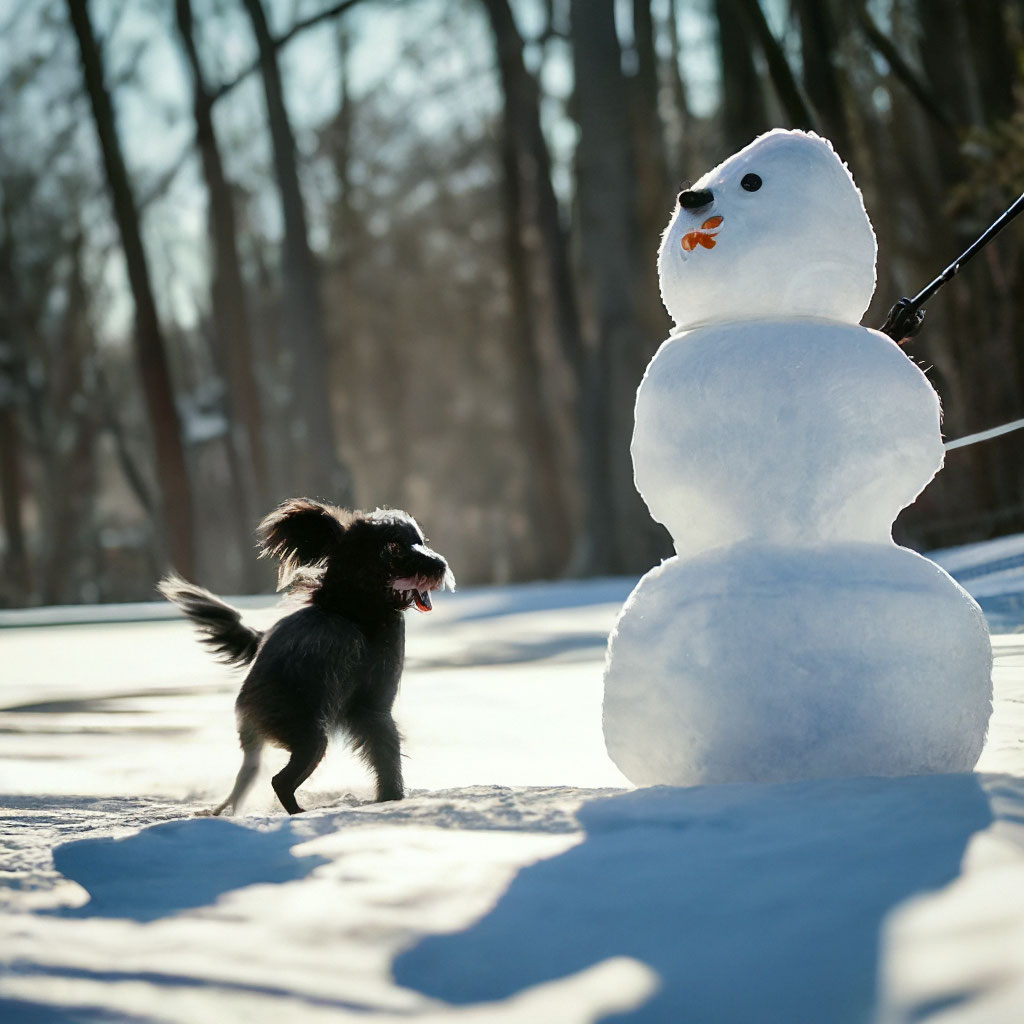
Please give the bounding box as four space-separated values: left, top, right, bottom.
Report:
602 129 992 787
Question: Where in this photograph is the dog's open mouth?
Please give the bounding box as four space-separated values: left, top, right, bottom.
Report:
391 576 443 613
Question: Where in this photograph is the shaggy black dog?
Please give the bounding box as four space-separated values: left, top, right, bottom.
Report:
159 499 454 815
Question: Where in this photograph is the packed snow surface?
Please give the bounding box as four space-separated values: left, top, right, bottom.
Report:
1 545 1024 1022
605 129 992 787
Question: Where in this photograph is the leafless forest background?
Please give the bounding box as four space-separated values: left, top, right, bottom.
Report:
2 0 1023 606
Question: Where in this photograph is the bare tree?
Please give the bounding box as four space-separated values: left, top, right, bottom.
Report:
38 233 99 604
241 0 353 504
734 0 816 131
662 0 692 178
631 0 670 215
66 0 196 577
629 0 674 341
0 347 29 599
0 189 32 601
489 18 573 575
570 0 669 573
477 0 577 577
481 0 613 574
714 0 769 150
795 0 851 156
175 0 269 576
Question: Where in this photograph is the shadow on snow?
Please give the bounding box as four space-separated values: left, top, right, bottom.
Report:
394 772 1004 1024
48 815 328 923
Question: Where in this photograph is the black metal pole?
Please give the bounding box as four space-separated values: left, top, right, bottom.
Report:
880 189 1024 343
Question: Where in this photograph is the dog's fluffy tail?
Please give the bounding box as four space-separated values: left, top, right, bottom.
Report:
158 573 262 667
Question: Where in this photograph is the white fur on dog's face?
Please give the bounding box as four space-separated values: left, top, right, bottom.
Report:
658 129 877 331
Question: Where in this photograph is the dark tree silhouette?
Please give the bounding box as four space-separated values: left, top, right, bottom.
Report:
570 0 669 573
241 0 353 504
66 0 196 577
175 0 269 573
481 0 575 576
715 0 769 150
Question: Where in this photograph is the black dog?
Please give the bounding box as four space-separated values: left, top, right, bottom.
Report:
158 499 453 815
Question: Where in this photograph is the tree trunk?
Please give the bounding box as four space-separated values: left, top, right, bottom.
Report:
491 8 585 386
175 0 269 584
795 0 851 156
570 0 670 573
324 28 364 472
40 232 99 605
630 0 674 341
632 0 669 203
714 0 769 150
663 0 691 179
734 0 816 132
0 406 30 602
481 0 611 575
95 365 157 520
965 4 1016 126
66 0 196 577
241 0 353 505
0 195 32 603
494 54 573 577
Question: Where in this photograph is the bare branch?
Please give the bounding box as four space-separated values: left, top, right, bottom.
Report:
145 0 380 219
210 0 373 106
734 0 816 131
277 0 368 49
854 3 956 135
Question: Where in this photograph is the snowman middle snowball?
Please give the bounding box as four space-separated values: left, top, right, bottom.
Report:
602 129 992 788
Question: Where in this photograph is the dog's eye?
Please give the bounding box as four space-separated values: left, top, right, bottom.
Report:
384 541 402 557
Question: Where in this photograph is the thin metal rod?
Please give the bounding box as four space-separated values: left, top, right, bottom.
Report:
880 189 1024 341
911 190 1024 309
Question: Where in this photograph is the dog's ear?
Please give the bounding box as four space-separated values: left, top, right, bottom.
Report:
258 499 352 584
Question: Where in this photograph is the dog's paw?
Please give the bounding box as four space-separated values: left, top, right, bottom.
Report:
194 806 230 817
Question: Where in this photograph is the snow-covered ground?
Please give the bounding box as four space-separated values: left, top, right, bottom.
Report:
1 543 1023 1023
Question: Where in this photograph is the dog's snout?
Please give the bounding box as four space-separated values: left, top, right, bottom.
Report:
412 542 447 571
677 187 714 210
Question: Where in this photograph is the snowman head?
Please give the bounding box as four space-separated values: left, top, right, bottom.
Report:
658 129 877 330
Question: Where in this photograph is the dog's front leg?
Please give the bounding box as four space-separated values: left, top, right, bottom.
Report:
348 709 404 801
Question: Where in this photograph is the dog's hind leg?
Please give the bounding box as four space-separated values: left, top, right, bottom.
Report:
212 728 264 816
348 710 404 802
272 732 328 815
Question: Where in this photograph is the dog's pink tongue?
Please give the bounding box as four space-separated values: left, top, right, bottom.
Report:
392 578 434 612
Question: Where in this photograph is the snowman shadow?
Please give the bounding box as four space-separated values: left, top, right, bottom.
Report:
393 772 997 1023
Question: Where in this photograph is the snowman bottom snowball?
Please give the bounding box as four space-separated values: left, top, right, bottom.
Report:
602 543 992 787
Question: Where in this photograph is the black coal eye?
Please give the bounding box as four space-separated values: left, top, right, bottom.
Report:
741 173 762 192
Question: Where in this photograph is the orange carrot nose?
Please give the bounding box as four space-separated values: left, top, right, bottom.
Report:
701 216 723 230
